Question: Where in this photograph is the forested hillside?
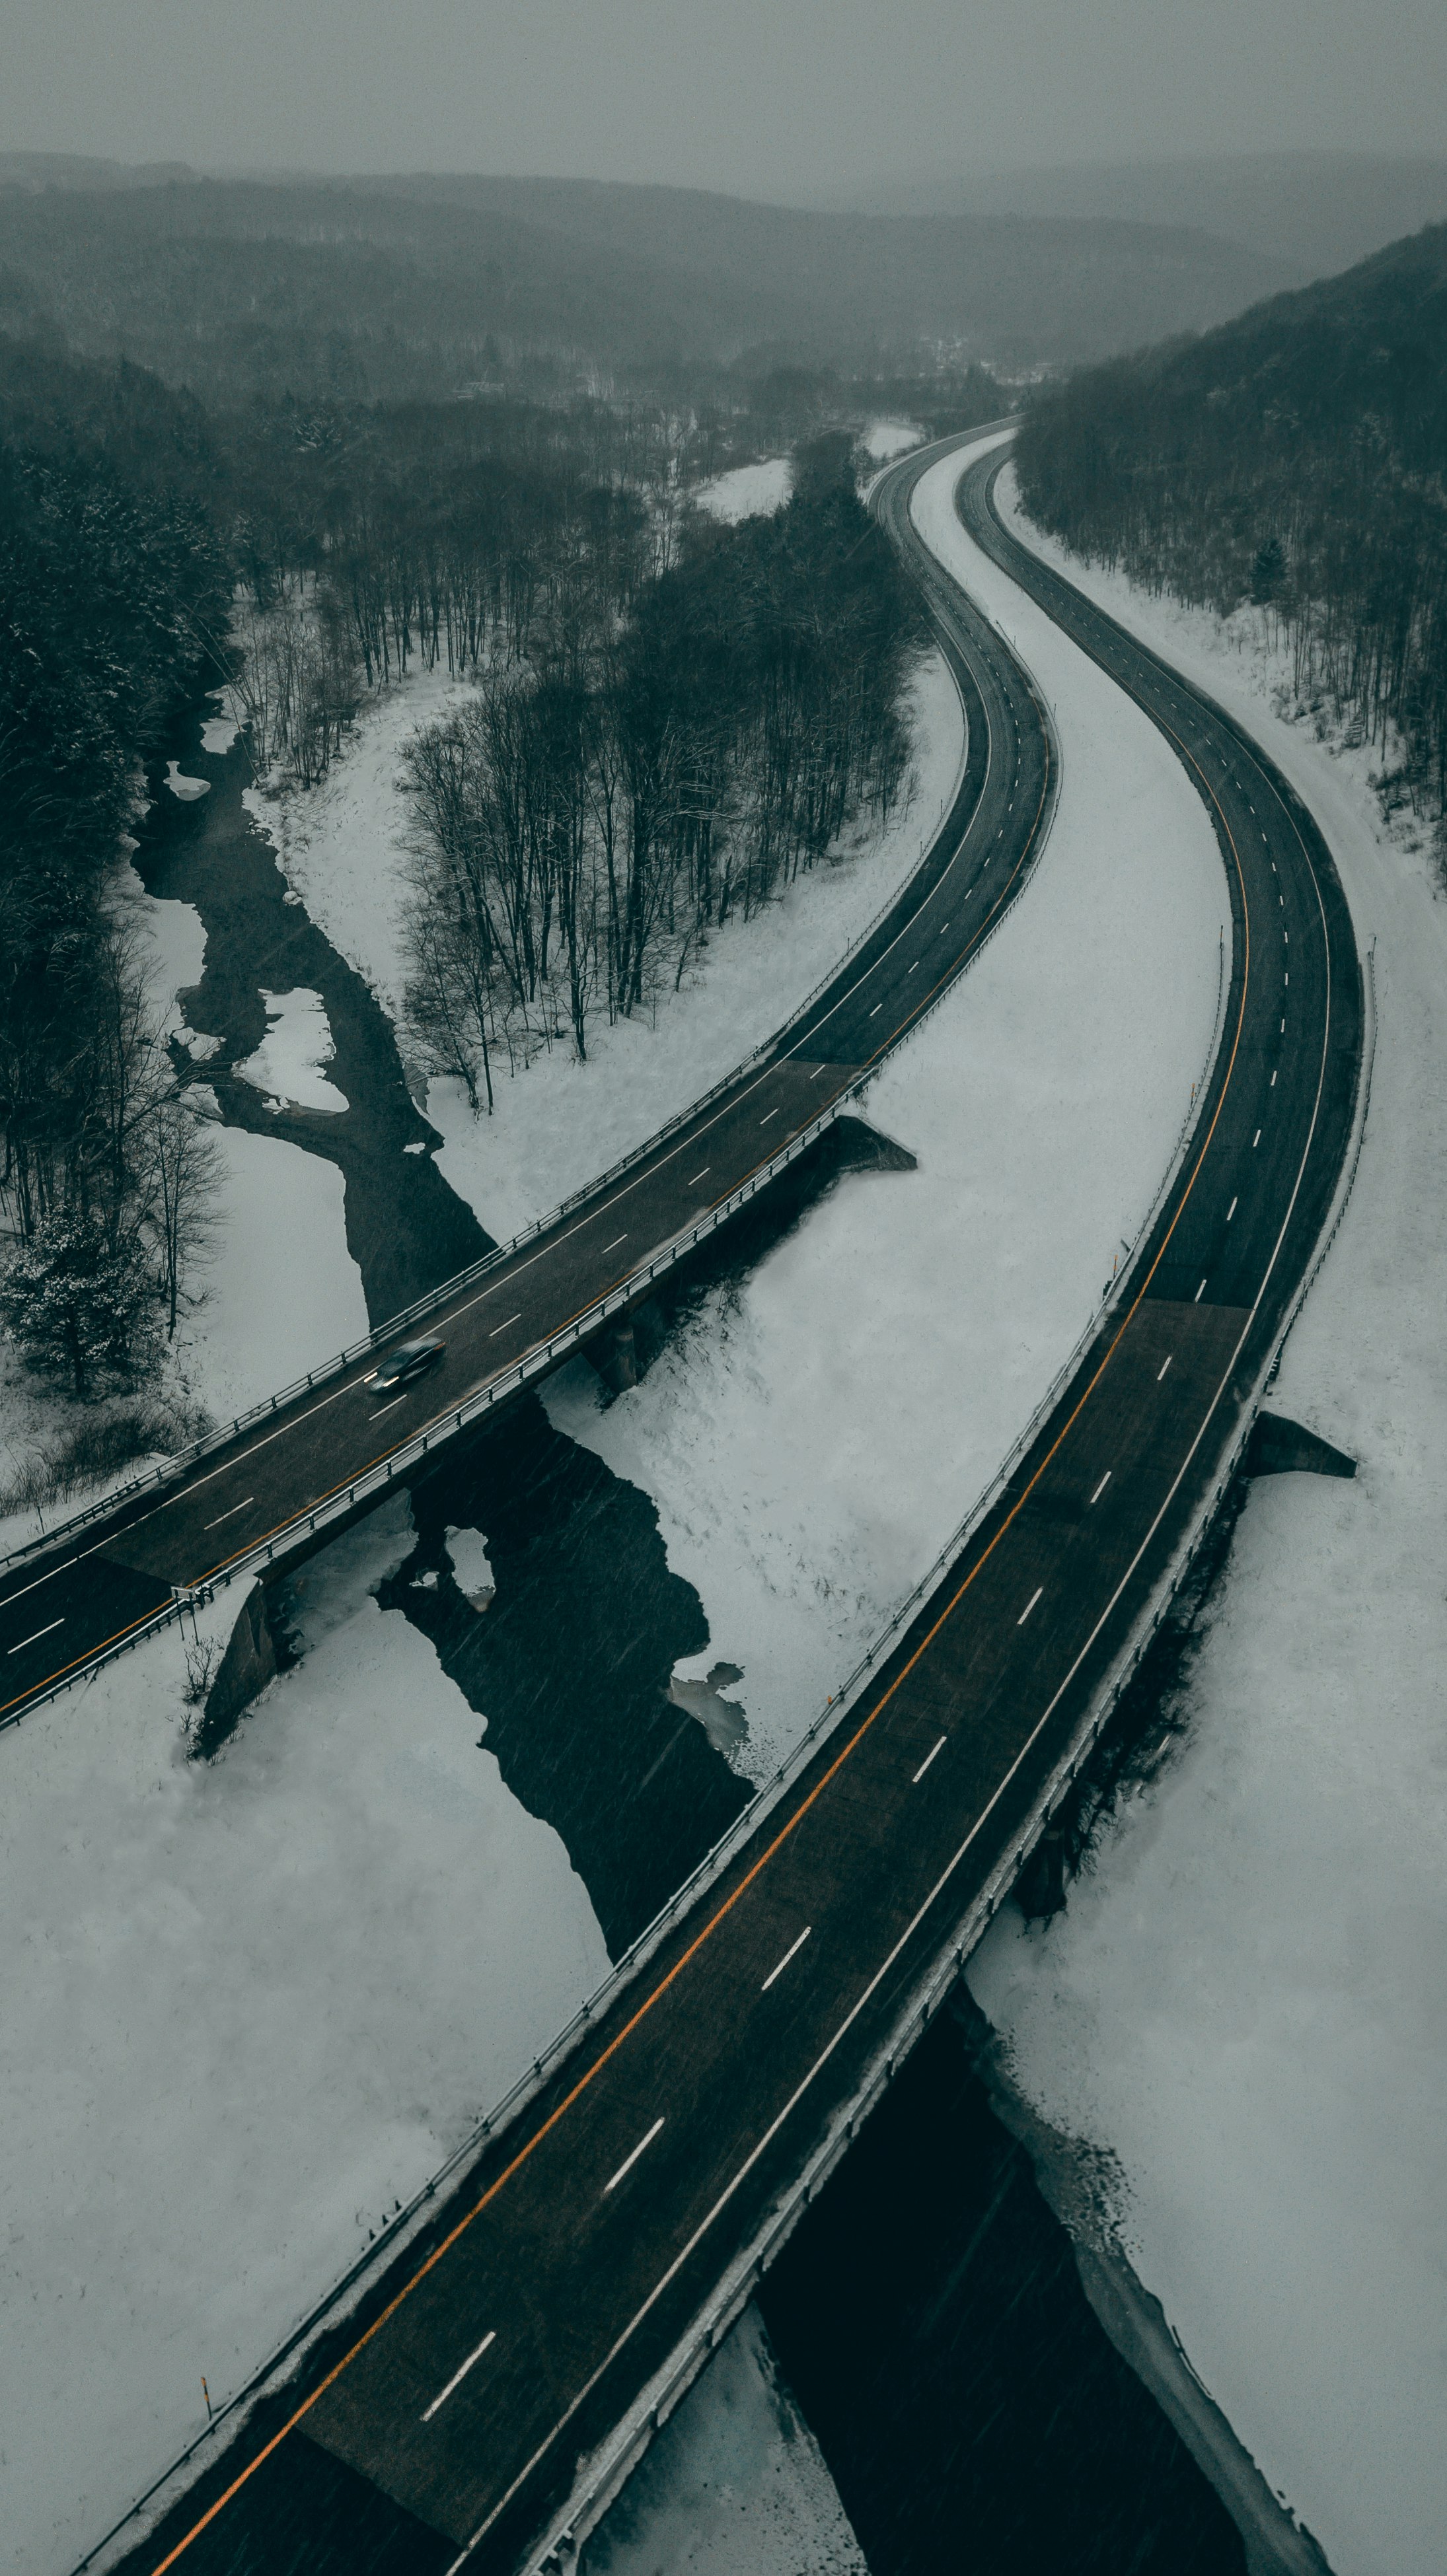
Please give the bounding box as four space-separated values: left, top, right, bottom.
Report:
0 337 228 1399
0 168 1298 395
1015 223 1447 832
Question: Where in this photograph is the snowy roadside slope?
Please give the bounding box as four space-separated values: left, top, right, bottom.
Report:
546 431 1223 1783
967 474 1447 2576
0 1500 609 2576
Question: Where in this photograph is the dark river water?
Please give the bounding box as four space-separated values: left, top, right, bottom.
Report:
122 700 1259 2576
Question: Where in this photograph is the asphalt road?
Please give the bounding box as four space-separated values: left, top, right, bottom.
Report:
2 423 1045 1731
108 436 1360 2576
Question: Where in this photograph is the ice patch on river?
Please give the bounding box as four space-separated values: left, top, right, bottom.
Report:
235 985 348 1113
174 1125 368 1423
163 761 209 801
0 1495 609 2576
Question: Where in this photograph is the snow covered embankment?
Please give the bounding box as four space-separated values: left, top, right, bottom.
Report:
0 1501 608 2576
965 468 1447 2576
546 430 1222 1784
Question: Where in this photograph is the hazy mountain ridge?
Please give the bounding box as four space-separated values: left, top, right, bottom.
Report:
0 164 1300 393
834 149 1447 283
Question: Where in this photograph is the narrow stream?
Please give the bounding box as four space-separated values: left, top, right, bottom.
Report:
135 708 490 1326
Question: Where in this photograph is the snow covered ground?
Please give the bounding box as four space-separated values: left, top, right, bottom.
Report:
862 418 924 461
245 658 474 1026
0 1498 609 2576
961 470 1447 2576
692 457 792 523
138 875 367 1427
545 430 1223 1783
584 2304 865 2575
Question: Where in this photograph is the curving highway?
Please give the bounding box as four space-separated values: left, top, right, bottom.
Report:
2 421 1045 1732
96 429 1361 2576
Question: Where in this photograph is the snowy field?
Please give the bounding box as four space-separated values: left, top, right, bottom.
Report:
862 417 924 461
963 470 1447 2576
546 431 1224 1781
691 456 792 523
0 1501 609 2576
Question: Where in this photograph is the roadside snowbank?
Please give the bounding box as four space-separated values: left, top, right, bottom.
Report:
429 649 967 1239
545 431 1222 1784
963 472 1447 2576
692 457 792 522
0 1499 609 2576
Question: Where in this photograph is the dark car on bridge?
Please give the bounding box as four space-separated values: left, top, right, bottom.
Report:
367 1336 445 1394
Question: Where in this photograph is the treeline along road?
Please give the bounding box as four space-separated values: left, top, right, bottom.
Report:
87 429 1361 2576
0 425 1045 1727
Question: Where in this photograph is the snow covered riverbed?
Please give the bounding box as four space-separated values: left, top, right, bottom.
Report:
963 471 1447 2576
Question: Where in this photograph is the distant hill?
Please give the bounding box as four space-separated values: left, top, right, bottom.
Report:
351 172 1303 363
0 150 194 193
0 168 1300 400
1015 223 1447 828
836 151 1447 285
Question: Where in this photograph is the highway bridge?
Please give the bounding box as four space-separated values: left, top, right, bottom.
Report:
1 422 1046 1734
84 428 1361 2576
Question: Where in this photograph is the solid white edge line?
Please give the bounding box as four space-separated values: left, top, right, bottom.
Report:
604 2118 665 2196
422 2330 496 2424
8 1617 64 1655
761 1925 813 1991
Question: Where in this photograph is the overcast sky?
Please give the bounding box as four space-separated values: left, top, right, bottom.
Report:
7 0 1446 200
